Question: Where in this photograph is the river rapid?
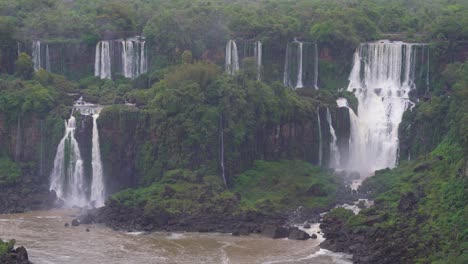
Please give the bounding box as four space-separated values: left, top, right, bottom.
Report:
0 210 352 264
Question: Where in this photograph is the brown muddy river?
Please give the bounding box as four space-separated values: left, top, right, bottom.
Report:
0 210 352 264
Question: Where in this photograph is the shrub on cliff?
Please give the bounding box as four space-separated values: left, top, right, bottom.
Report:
0 158 21 186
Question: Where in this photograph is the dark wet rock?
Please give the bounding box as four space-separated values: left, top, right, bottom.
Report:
71 219 80 226
0 245 32 264
261 225 288 239
0 180 58 214
288 227 310 240
311 234 318 239
303 223 311 229
86 228 90 232
64 222 69 227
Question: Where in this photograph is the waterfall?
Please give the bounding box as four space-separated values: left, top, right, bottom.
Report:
254 41 262 80
50 114 87 207
122 40 134 78
94 41 112 79
317 108 322 166
225 40 239 75
314 43 319 89
32 41 41 71
90 107 105 207
283 43 290 86
296 42 304 88
283 40 318 89
343 40 425 178
95 37 147 79
50 98 106 208
45 44 51 72
326 108 340 168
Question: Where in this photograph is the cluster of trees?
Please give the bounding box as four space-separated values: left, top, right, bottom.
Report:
0 0 466 74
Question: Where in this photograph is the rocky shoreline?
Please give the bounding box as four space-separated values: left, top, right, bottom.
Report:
0 180 58 214
0 243 31 264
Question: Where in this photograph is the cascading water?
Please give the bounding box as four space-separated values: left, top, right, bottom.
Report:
339 40 428 180
50 98 106 208
296 42 304 88
225 40 239 75
283 40 318 89
326 107 340 168
254 41 262 80
49 114 87 207
90 107 105 207
45 44 51 72
95 41 111 79
95 37 147 79
32 41 41 71
32 41 51 72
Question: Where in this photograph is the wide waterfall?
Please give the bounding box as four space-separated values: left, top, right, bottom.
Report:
32 41 51 72
283 40 318 89
95 37 147 79
339 40 428 179
50 98 105 208
225 40 239 75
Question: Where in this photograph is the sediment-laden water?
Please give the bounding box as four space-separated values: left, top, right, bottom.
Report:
0 210 352 264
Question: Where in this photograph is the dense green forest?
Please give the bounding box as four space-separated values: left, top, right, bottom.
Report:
0 0 467 263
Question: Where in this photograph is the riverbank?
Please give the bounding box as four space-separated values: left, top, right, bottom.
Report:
0 210 352 264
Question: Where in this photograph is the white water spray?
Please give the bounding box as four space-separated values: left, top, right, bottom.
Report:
342 40 424 179
326 107 340 168
90 107 105 207
225 40 239 75
316 108 322 166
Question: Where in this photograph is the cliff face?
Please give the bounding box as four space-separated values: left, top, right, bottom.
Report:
0 113 63 181
96 105 350 196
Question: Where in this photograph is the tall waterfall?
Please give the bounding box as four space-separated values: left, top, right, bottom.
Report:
341 40 427 178
95 41 111 79
326 108 340 168
225 40 239 75
32 41 51 72
219 116 227 188
32 41 41 71
50 98 105 208
283 40 318 89
254 41 262 80
317 108 322 166
90 107 105 207
94 37 147 79
50 114 87 207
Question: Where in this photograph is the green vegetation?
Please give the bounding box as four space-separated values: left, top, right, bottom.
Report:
327 61 468 263
112 160 339 219
0 158 21 186
234 160 338 211
0 239 15 256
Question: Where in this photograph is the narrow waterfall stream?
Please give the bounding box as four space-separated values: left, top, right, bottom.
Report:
326 108 339 168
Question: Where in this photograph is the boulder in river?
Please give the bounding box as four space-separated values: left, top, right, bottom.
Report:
261 225 288 239
71 219 80 226
288 227 310 240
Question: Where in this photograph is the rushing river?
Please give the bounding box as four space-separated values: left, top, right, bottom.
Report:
0 210 352 264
